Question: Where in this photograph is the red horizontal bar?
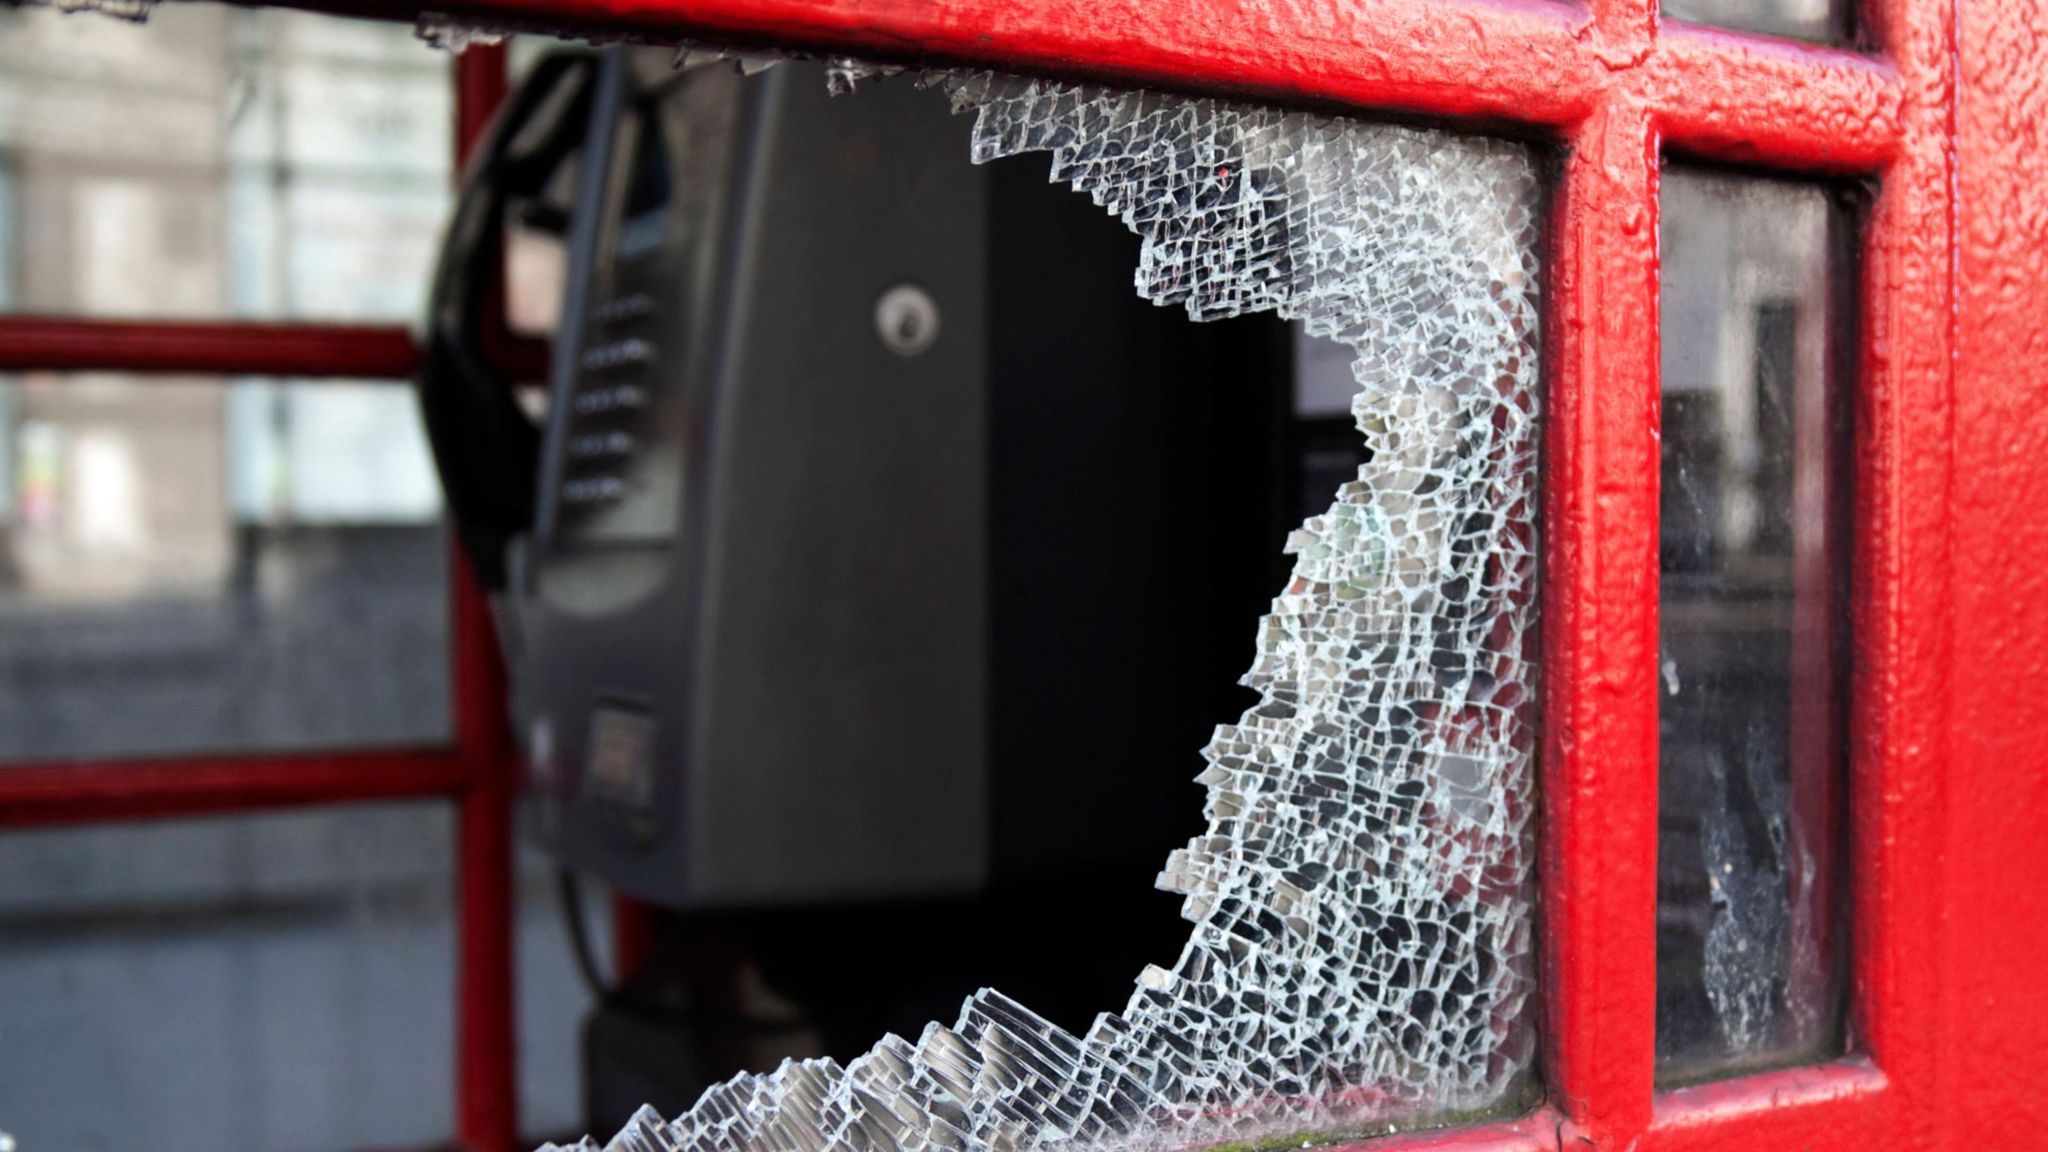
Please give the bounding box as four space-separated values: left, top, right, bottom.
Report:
0 316 422 378
0 747 478 828
279 0 1602 130
1650 23 1902 172
1643 1062 1891 1151
259 0 1900 170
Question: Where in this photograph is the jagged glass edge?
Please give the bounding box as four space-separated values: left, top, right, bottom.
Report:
542 62 1549 1152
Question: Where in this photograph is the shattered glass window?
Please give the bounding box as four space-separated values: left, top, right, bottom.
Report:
555 65 1547 1152
1656 168 1850 1082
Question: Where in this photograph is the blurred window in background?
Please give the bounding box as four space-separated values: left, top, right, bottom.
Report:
0 3 448 321
0 3 451 761
0 806 600 1152
0 10 594 1150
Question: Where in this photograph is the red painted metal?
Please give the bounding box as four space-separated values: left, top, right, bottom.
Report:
5 0 2031 1142
451 42 523 1152
1646 25 1899 173
1949 1 2048 1147
244 0 1897 171
1643 1062 1889 1150
0 748 474 828
1833 0 1953 1147
1541 92 1662 1145
0 316 422 377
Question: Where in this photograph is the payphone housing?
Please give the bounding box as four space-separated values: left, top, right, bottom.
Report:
511 52 989 905
419 46 1302 916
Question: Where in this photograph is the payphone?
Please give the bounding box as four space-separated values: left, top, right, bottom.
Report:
419 46 1321 1117
482 49 988 904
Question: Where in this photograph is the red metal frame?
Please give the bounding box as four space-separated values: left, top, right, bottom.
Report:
1 0 2035 1146
0 749 475 829
0 315 549 382
451 46 521 1152
0 318 421 377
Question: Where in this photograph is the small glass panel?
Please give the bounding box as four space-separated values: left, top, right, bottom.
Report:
0 805 599 1152
0 375 450 760
1656 169 1849 1082
0 4 449 321
1661 0 1841 42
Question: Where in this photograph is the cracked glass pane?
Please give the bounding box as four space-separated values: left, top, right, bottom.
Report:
546 64 1545 1152
1656 168 1850 1083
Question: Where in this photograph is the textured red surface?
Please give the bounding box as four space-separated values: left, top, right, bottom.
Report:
1948 0 2048 1145
0 0 2030 1144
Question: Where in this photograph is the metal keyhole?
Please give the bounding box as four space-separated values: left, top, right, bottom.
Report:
874 284 941 357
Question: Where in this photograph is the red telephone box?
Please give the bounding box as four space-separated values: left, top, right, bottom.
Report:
0 0 2040 1150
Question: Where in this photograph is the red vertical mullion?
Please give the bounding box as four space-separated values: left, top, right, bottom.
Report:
1542 86 1664 1144
452 41 521 1152
1842 0 1957 1141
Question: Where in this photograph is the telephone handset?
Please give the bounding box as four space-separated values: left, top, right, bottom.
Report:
418 49 599 591
421 48 745 617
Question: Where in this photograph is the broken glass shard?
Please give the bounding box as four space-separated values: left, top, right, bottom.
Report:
552 65 1545 1152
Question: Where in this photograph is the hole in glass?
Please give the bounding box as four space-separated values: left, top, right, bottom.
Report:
512 52 1551 1152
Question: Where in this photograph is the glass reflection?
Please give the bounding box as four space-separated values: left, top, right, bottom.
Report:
1661 0 1841 43
1656 168 1849 1083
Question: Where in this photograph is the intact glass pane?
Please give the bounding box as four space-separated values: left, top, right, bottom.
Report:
1661 0 1842 43
0 375 450 760
0 805 601 1152
1656 168 1850 1083
0 4 449 321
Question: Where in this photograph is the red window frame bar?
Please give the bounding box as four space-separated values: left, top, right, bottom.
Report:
0 0 1997 1146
